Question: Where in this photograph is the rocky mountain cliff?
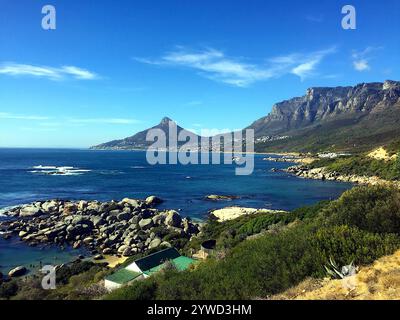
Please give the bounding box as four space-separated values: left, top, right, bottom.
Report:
249 80 400 137
250 80 400 152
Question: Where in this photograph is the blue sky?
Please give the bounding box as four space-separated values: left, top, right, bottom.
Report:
0 0 399 147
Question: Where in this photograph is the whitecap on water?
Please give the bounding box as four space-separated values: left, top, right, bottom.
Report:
32 165 58 170
29 165 91 176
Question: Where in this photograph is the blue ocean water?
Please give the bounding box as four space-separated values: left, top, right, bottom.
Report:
0 148 352 218
0 148 352 272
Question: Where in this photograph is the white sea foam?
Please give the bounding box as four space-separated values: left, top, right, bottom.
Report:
0 205 17 217
32 165 58 170
30 165 91 176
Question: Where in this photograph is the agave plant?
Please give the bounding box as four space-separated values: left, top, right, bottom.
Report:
324 257 357 279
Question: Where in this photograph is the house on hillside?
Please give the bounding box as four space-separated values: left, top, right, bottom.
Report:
104 247 196 291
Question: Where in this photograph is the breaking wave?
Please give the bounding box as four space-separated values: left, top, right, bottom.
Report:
30 165 91 176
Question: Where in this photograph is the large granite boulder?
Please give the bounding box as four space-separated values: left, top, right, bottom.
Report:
165 210 182 227
145 196 163 207
41 200 59 212
19 205 43 217
121 198 141 208
139 218 153 230
8 266 27 277
148 238 162 249
63 203 78 215
117 212 132 221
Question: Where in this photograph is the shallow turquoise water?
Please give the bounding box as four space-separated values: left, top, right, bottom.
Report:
0 236 85 274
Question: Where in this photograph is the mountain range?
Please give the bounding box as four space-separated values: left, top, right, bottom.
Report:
91 80 400 153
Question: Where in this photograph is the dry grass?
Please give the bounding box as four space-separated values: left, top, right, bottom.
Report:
270 250 400 300
368 147 397 161
95 255 128 268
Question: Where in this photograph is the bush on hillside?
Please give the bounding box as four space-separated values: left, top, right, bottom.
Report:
106 277 158 300
0 281 19 299
105 222 400 300
321 186 400 234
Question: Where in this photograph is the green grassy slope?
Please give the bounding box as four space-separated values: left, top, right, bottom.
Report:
105 185 400 300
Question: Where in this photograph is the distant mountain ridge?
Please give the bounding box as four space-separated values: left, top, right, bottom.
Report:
91 117 202 150
92 80 400 153
249 80 400 136
249 80 400 152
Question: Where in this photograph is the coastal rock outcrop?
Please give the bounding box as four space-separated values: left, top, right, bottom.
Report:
210 206 287 222
205 195 239 201
8 266 27 277
145 195 163 206
165 210 182 227
285 165 400 187
19 205 43 217
0 197 200 257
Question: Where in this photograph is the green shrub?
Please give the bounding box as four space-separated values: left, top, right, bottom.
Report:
321 186 400 234
394 152 400 179
106 278 158 300
310 225 400 268
0 281 19 299
56 261 95 285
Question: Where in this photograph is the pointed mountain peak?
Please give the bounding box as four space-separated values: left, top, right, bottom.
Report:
159 117 176 125
160 116 174 124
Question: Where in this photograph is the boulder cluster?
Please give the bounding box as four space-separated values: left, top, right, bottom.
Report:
0 196 200 257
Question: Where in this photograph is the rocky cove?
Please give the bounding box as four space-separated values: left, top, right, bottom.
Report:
0 196 200 274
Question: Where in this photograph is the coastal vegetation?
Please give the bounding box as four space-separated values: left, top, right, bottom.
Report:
271 248 400 300
2 185 400 300
105 185 400 300
0 260 109 300
309 152 400 181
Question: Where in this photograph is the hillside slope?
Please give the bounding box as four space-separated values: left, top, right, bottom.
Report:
271 249 400 300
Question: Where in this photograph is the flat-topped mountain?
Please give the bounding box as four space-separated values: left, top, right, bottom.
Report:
91 117 202 150
250 80 400 152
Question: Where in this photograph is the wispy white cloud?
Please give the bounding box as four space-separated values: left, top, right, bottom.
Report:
0 63 98 80
351 46 383 72
67 118 140 125
0 112 139 125
275 47 337 81
61 66 97 80
292 60 320 80
353 59 370 71
0 112 50 121
134 46 336 87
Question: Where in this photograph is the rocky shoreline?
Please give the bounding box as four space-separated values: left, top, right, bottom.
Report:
285 165 400 187
263 155 316 165
0 196 200 261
